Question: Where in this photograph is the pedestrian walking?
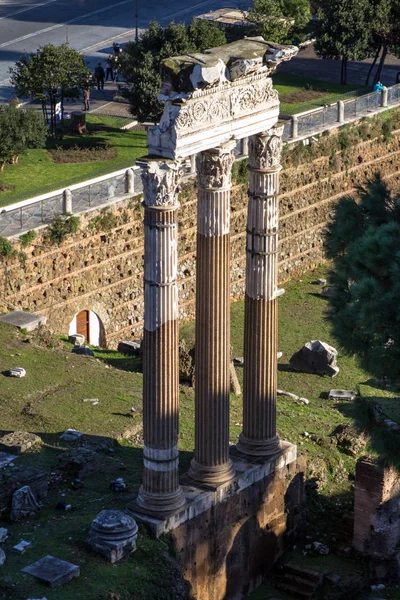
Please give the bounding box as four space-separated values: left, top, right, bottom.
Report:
94 63 105 90
83 88 90 111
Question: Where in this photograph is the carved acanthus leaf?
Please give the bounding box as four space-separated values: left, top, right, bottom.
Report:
141 161 182 207
248 126 284 171
196 146 235 189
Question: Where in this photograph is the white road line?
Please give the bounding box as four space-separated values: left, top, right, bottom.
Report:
0 0 62 22
160 0 225 22
0 0 134 49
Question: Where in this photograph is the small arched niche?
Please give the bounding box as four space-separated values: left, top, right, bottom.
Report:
69 309 103 347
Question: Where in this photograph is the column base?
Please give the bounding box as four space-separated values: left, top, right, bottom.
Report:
236 433 281 458
127 486 186 519
188 458 235 487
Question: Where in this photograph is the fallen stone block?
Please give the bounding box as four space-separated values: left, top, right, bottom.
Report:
289 340 339 377
117 340 141 355
0 548 5 565
13 540 32 553
22 555 80 587
0 466 48 515
60 429 84 442
10 485 39 521
57 447 99 479
0 528 8 543
0 310 46 332
329 389 356 401
71 346 94 357
0 431 42 455
8 367 26 378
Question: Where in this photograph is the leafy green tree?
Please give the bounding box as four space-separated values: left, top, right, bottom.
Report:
119 20 226 123
324 173 400 379
315 0 373 84
248 0 311 44
10 44 91 137
0 104 47 171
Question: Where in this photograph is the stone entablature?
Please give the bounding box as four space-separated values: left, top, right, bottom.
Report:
147 37 298 159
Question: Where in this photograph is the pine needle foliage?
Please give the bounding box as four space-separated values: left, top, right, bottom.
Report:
324 172 400 379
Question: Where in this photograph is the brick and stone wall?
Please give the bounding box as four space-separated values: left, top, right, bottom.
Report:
353 457 400 582
171 454 306 600
2 130 400 347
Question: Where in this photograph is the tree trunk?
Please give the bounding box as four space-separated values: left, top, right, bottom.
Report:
374 45 388 85
365 46 381 86
70 111 87 134
341 58 348 85
0 162 5 172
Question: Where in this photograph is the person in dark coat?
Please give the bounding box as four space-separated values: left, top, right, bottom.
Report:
94 63 105 90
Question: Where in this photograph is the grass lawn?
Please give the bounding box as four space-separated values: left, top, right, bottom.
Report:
273 72 370 115
0 114 147 208
0 266 398 599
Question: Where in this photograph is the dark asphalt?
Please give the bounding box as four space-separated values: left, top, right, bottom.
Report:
0 0 235 101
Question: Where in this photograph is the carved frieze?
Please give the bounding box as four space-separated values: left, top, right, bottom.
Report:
248 125 284 171
140 160 182 207
175 76 278 136
196 145 235 189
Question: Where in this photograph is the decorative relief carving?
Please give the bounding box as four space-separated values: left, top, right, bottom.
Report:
176 98 230 131
196 146 235 189
141 160 182 207
175 77 277 134
231 79 277 117
248 125 284 171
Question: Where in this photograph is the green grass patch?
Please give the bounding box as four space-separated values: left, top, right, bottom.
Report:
0 115 147 207
272 72 369 115
0 267 398 599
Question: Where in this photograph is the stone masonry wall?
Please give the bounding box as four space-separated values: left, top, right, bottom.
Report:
2 131 400 347
353 457 400 582
171 454 306 600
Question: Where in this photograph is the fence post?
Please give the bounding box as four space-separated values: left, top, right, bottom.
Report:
125 168 135 194
291 115 298 139
63 189 72 214
190 154 196 175
242 136 249 156
381 86 388 108
337 101 345 123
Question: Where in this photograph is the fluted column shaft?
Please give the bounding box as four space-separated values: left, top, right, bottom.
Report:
238 125 284 457
135 160 185 516
189 142 236 486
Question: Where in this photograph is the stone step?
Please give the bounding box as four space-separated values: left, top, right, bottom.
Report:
283 563 323 584
276 580 315 598
275 563 323 599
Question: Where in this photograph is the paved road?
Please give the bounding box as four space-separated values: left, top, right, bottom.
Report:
0 0 234 101
279 44 400 88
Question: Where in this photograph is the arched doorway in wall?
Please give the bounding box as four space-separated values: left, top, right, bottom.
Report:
69 309 103 347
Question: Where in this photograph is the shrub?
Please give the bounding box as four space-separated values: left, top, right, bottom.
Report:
19 230 37 247
89 209 118 232
48 213 80 244
382 119 393 143
0 237 14 257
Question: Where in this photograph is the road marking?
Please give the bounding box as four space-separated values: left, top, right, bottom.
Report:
0 0 134 49
0 0 62 22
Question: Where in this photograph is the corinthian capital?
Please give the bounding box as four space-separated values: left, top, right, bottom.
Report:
140 159 182 208
196 142 235 190
248 124 284 171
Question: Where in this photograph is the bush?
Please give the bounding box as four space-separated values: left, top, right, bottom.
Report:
382 119 392 143
48 213 80 244
0 104 47 170
19 230 37 247
0 237 14 257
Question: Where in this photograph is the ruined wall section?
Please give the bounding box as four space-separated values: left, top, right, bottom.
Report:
1 132 400 347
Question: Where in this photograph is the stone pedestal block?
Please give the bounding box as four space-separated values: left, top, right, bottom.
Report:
87 510 138 563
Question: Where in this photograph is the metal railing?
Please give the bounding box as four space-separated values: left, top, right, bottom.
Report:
0 167 141 238
283 84 397 142
2 82 400 239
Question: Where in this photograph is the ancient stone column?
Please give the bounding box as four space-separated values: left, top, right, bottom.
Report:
188 142 236 486
237 125 284 457
135 159 186 516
